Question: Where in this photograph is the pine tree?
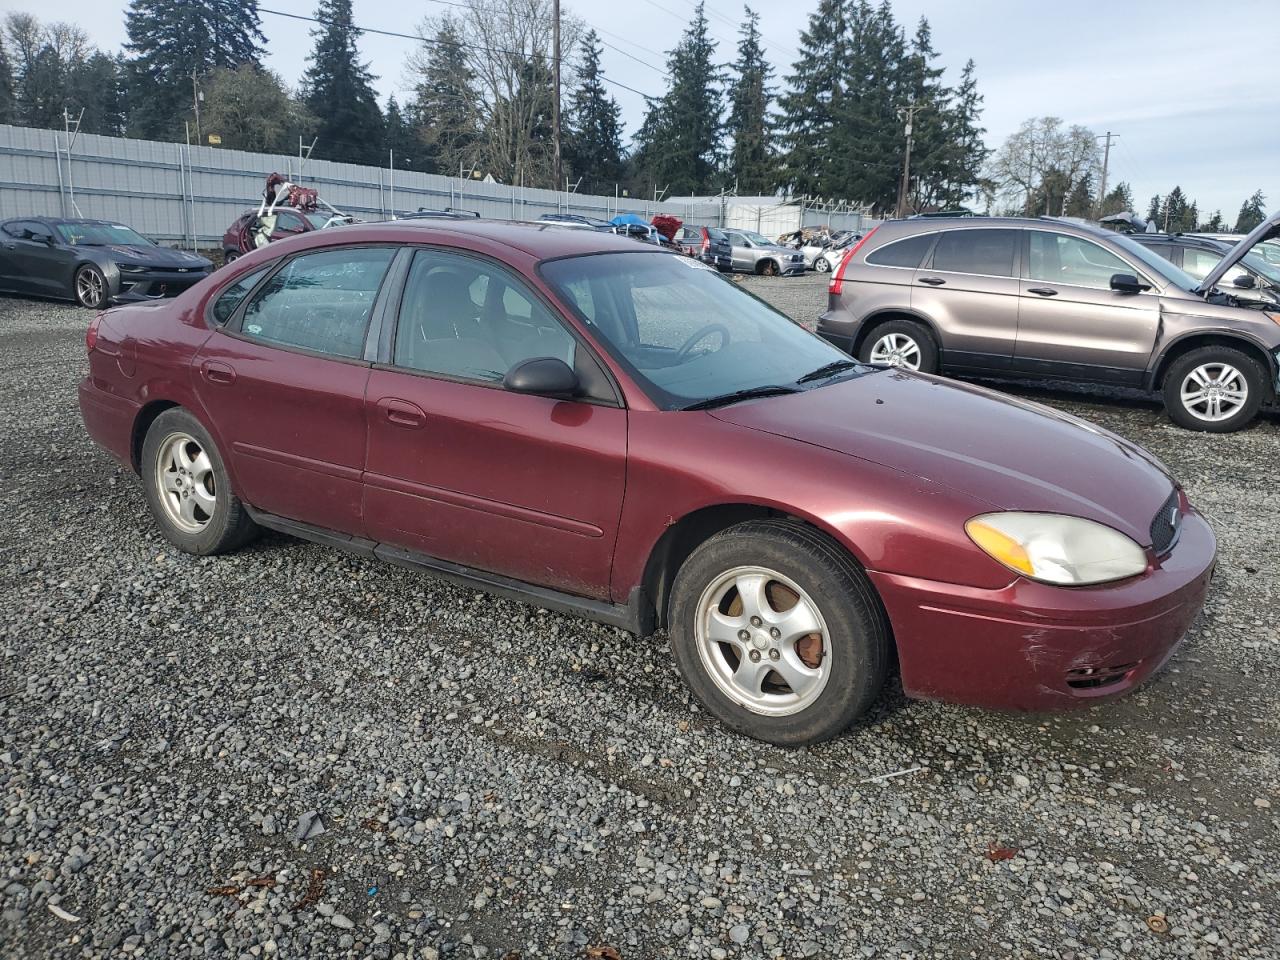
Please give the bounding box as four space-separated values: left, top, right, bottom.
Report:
67 52 128 135
777 0 849 197
632 2 723 194
18 44 65 129
302 0 384 165
200 63 313 153
383 96 420 170
1203 209 1225 232
1159 186 1188 232
1064 172 1094 219
936 58 987 209
894 16 951 211
407 21 480 177
1234 190 1266 232
564 30 624 187
725 7 775 194
1098 181 1134 217
125 0 264 139
0 42 14 124
1146 194 1161 224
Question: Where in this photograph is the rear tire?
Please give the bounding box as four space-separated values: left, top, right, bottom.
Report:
74 264 108 309
141 408 259 555
223 250 241 266
1162 345 1264 432
815 257 832 273
857 319 939 374
759 260 779 277
668 519 889 747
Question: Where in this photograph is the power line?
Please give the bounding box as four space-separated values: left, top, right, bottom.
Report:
257 6 659 101
690 0 802 63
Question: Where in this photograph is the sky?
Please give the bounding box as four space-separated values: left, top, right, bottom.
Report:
17 0 1280 217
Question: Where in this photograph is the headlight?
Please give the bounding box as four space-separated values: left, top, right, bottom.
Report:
117 264 146 273
965 512 1148 586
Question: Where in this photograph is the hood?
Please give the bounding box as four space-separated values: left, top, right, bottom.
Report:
1195 210 1280 295
710 370 1176 545
105 244 213 270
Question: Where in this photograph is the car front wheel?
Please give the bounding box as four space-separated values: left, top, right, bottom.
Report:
1163 346 1265 432
141 408 259 554
669 519 889 746
858 319 938 374
815 257 832 273
74 264 108 309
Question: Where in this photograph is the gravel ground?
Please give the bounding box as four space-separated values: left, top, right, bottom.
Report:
2 276 1278 960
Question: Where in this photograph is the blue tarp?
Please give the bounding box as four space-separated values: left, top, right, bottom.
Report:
610 213 651 227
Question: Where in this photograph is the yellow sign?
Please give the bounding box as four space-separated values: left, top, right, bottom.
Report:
207 134 222 145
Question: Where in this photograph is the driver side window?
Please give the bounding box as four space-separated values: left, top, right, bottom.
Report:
1028 232 1132 289
393 250 576 383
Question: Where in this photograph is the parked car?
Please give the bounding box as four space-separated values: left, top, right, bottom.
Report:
0 217 211 309
818 213 1280 432
79 220 1215 745
535 213 613 231
725 229 806 276
223 208 341 262
1132 233 1280 306
812 234 862 274
400 208 482 221
675 224 733 271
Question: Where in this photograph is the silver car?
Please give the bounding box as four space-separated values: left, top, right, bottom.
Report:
725 230 807 276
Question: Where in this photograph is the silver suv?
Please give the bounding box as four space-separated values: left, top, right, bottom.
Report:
724 230 807 276
818 214 1280 432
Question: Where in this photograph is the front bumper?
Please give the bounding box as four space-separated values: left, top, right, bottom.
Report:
112 268 210 303
870 508 1217 711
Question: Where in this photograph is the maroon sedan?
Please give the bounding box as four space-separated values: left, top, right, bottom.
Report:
78 221 1216 745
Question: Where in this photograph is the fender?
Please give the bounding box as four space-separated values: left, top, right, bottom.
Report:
854 308 944 353
1145 326 1280 391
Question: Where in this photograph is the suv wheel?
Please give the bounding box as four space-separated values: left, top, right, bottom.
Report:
858 320 938 374
141 408 259 554
759 260 779 277
1163 345 1264 432
668 519 888 746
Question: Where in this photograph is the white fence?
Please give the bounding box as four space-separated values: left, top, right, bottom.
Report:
0 124 878 248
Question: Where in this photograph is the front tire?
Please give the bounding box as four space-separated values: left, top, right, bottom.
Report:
141 408 258 555
815 257 832 273
669 519 889 747
74 264 108 309
759 260 779 277
857 319 938 374
1163 346 1264 432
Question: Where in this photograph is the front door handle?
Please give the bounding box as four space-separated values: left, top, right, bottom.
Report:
377 397 426 429
917 277 946 286
1027 287 1058 297
200 360 236 385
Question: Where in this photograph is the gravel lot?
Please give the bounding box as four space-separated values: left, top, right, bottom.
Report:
2 274 1278 960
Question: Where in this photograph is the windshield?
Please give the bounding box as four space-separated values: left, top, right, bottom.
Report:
541 252 855 410
304 212 335 230
56 222 152 247
1110 234 1200 291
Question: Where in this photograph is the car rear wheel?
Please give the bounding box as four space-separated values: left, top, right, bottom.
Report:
223 250 240 266
141 408 259 555
669 519 889 746
74 265 107 309
1163 346 1264 432
858 319 938 374
815 257 832 273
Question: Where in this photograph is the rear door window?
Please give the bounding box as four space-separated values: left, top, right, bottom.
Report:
930 229 1019 277
865 233 935 268
1027 232 1132 289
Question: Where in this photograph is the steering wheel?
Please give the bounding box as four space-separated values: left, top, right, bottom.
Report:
676 323 730 361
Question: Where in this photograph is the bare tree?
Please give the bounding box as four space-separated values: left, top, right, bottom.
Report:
988 116 1099 215
407 0 583 186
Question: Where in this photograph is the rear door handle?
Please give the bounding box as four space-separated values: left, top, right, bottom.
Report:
377 397 426 429
917 277 946 286
200 360 236 385
1027 287 1058 297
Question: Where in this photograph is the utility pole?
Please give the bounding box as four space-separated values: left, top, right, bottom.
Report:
552 0 562 193
190 68 201 142
1094 131 1114 218
895 99 918 219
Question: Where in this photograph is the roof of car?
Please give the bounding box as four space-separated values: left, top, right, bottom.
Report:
293 218 659 259
878 215 1118 240
1132 233 1233 249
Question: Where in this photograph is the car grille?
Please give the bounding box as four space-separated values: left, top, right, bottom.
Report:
1149 489 1181 555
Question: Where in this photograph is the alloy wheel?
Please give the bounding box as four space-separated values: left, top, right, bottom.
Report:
76 268 105 308
815 258 831 273
868 332 922 370
694 565 831 717
155 432 218 533
1180 362 1248 422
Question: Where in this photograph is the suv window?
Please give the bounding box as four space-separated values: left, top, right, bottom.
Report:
273 210 307 234
1028 232 1132 289
394 250 575 383
240 247 393 358
1181 246 1246 284
865 233 935 268
930 229 1018 277
211 267 269 325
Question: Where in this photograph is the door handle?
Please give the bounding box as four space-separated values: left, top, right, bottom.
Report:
377 397 426 429
200 360 236 385
1027 287 1058 297
2 243 14 250
917 277 946 286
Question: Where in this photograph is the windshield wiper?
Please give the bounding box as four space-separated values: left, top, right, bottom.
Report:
680 385 800 411
796 359 861 384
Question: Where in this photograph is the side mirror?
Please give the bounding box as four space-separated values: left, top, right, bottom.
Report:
1110 273 1147 294
1231 274 1257 290
503 357 579 399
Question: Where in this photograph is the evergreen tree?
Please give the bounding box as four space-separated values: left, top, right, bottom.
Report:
632 2 723 194
125 0 263 139
894 16 951 211
564 30 624 187
67 53 128 135
302 0 384 165
19 44 65 128
1145 194 1161 224
200 63 313 153
0 42 14 124
382 96 419 170
725 7 775 194
936 58 988 209
1065 171 1094 219
1159 186 1188 232
407 21 481 177
1098 181 1134 217
1234 190 1266 232
1202 209 1225 232
776 0 849 196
